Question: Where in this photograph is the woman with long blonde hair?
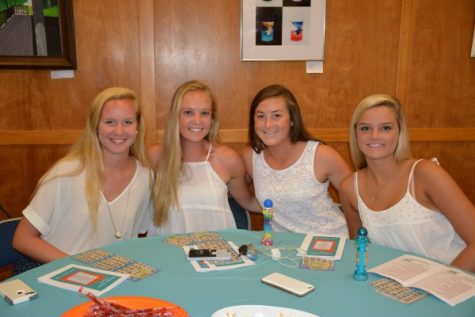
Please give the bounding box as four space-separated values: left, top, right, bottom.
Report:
13 87 153 263
148 80 260 234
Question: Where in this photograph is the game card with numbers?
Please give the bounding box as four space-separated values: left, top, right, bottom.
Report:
300 256 335 271
370 278 427 304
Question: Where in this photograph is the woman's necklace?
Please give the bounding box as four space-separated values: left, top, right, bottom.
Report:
371 183 387 201
370 174 394 202
105 185 131 239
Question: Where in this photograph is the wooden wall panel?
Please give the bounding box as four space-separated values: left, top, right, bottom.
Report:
0 145 70 218
153 0 250 130
396 0 475 127
153 0 402 132
411 142 475 205
312 0 402 128
0 0 473 222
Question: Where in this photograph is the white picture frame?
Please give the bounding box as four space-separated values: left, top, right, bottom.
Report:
241 0 326 61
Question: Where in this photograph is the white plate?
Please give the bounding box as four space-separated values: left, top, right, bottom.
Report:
211 305 318 317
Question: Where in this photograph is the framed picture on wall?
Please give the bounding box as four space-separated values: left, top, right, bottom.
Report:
0 0 76 69
241 0 326 61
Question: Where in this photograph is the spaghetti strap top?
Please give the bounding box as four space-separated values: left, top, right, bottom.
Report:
205 143 212 161
354 159 466 264
148 143 236 235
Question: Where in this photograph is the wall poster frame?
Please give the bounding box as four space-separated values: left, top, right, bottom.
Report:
241 0 326 61
0 0 76 69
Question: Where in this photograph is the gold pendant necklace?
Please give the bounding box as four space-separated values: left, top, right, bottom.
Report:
105 185 131 239
371 178 391 201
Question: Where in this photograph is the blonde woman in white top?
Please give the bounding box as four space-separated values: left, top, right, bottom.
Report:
340 94 475 272
13 87 153 263
148 80 260 235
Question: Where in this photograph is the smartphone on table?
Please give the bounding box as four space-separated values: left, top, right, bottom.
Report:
262 272 314 296
0 279 38 305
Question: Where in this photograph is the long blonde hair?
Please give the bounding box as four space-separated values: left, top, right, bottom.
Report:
152 80 220 226
349 94 412 169
33 87 150 231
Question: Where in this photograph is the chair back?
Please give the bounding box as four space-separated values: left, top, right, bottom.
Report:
228 197 251 230
0 218 24 267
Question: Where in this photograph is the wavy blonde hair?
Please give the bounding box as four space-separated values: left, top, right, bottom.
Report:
349 94 412 169
33 87 150 231
152 80 220 226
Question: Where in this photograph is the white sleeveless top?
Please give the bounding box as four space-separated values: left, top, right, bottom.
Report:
148 144 236 235
253 141 348 236
355 159 466 264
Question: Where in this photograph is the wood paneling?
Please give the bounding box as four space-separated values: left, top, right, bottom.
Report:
396 0 475 127
0 265 13 282
138 0 156 144
0 0 473 223
411 142 475 205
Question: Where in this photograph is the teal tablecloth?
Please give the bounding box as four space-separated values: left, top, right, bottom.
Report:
1 229 474 316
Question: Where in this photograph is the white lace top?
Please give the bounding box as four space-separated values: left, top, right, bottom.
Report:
252 141 348 236
355 159 466 264
148 144 236 235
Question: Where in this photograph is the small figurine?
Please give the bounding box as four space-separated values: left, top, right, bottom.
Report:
261 21 274 42
238 243 258 260
290 21 303 41
261 199 273 246
353 227 369 281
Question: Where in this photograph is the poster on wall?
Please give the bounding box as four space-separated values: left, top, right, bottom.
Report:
241 0 326 61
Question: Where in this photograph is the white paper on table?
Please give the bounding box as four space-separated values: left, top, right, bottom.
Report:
38 264 129 296
297 234 346 260
183 241 254 273
369 254 475 306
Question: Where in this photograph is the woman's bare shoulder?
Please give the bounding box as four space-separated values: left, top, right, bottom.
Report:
340 172 355 195
212 143 240 162
413 158 447 181
315 143 342 159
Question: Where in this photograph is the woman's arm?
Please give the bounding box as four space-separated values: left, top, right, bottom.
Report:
416 160 475 272
213 145 261 212
315 144 352 191
12 218 68 263
240 146 254 179
227 151 261 212
339 174 362 239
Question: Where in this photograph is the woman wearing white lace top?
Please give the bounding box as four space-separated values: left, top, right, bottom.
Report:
340 94 475 272
241 84 351 236
148 80 260 235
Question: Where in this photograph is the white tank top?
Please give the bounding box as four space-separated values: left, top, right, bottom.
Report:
148 144 236 235
253 141 348 236
355 159 466 264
